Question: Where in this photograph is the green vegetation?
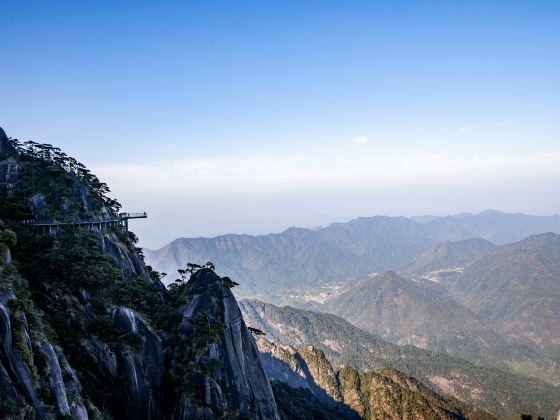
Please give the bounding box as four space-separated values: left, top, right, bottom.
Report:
271 380 340 420
8 138 121 215
3 133 547 419
241 299 560 418
248 327 265 336
0 136 282 419
221 276 239 289
0 400 18 418
163 265 236 412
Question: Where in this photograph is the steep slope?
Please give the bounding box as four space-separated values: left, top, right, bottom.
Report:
258 338 493 420
270 380 341 420
447 232 560 363
168 268 279 418
0 129 279 419
240 299 560 417
319 271 558 383
145 210 560 303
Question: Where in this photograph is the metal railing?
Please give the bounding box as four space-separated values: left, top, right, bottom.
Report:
22 212 147 231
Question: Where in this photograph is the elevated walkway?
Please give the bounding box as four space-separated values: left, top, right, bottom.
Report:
23 212 147 233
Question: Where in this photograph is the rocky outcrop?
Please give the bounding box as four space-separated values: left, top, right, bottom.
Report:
256 338 313 391
256 338 359 419
256 337 495 420
112 307 164 419
100 231 153 279
0 128 15 157
0 297 46 418
39 342 70 416
0 159 22 197
171 268 279 419
299 345 342 402
0 128 281 420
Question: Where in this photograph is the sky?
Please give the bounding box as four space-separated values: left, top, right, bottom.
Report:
1 1 559 248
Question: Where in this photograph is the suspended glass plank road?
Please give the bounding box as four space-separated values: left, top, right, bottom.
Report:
119 212 148 230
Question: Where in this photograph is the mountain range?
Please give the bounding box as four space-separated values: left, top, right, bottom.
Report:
444 232 560 364
145 211 560 302
146 208 560 386
4 126 560 419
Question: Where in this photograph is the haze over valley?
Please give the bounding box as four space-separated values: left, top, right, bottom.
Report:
144 210 560 416
2 1 560 418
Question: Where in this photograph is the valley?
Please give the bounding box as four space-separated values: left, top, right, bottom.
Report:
146 206 560 418
2 127 559 419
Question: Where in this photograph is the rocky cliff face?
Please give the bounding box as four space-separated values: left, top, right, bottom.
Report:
170 269 279 419
0 128 279 420
256 338 494 420
0 128 15 156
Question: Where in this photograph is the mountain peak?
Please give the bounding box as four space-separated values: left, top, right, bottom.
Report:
478 209 507 216
0 127 16 156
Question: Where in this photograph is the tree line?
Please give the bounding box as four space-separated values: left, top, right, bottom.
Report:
8 138 122 214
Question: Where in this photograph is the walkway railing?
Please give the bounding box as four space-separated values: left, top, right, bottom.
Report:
23 212 147 232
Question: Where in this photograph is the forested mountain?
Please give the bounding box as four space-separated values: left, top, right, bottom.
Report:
145 210 560 302
319 271 559 384
400 232 560 369
446 232 560 363
0 128 279 419
240 299 560 417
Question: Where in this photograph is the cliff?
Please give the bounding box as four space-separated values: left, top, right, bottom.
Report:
257 338 494 420
0 128 279 419
169 269 279 419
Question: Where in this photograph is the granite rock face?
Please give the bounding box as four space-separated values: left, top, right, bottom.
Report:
0 127 15 156
171 269 280 420
256 337 358 418
0 127 281 420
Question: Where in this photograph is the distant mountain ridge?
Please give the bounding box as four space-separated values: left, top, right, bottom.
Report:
145 211 560 301
403 237 497 275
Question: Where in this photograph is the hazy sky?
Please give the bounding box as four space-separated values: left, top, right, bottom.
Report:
1 1 559 248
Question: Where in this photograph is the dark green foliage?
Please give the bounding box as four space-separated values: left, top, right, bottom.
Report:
248 327 265 336
0 223 16 248
189 312 224 350
175 261 216 284
221 276 239 289
13 227 121 292
9 307 36 377
7 138 121 215
271 380 340 420
0 400 18 417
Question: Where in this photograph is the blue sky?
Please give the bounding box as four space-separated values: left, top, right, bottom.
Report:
1 1 560 247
